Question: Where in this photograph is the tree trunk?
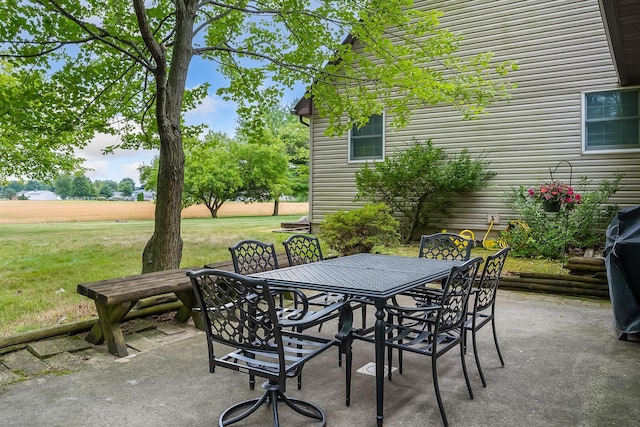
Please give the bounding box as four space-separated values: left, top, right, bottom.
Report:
142 135 185 272
272 198 279 216
139 0 195 273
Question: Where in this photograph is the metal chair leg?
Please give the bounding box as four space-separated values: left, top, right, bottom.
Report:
471 326 487 388
491 317 505 366
460 339 474 400
432 353 448 427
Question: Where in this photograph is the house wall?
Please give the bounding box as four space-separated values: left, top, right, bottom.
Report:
308 0 640 236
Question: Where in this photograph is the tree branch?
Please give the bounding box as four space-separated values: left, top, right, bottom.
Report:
132 0 166 72
40 0 155 71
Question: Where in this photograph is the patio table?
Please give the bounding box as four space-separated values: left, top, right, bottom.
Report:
253 253 464 426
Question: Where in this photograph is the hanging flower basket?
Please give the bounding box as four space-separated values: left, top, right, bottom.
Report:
542 200 561 212
528 181 581 211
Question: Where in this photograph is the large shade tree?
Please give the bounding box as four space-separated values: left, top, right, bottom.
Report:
0 1 515 273
238 103 310 202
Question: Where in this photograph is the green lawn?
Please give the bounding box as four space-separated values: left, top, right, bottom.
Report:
0 216 566 336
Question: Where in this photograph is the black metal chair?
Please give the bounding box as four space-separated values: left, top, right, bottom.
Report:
419 232 474 261
283 234 367 330
353 257 483 427
465 247 510 387
400 232 475 304
229 239 280 275
283 234 325 266
230 239 307 322
229 239 341 390
187 269 353 426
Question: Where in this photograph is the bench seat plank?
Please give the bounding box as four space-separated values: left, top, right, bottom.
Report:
77 268 201 357
76 259 243 357
77 269 194 305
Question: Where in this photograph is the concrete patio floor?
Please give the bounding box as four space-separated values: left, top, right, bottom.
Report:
1 290 639 426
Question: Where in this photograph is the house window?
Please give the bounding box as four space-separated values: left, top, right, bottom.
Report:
583 88 640 152
349 114 384 161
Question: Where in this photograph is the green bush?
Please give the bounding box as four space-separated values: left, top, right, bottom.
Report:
137 192 144 201
355 140 494 242
320 203 400 256
501 174 622 258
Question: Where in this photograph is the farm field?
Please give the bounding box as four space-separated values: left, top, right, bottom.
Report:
0 200 308 224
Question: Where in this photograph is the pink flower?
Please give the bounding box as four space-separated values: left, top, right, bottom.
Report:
528 181 581 209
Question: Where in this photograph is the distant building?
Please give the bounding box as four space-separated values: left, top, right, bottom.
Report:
130 189 156 201
17 190 59 201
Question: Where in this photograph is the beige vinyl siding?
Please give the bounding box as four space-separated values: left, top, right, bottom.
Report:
309 0 640 235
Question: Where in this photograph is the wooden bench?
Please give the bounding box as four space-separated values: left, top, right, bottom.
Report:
77 256 290 357
77 267 199 357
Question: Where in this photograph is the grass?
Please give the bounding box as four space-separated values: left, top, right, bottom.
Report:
0 216 304 336
0 215 567 337
377 245 566 276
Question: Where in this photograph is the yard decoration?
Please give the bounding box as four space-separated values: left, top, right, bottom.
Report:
528 181 581 212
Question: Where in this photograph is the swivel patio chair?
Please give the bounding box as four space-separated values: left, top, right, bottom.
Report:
229 239 341 389
353 257 483 427
187 269 353 426
283 234 368 331
465 246 511 387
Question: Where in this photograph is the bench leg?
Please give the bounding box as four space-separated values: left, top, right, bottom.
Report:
174 290 204 330
174 290 195 322
86 302 136 357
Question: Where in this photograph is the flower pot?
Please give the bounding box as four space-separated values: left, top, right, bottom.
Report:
542 200 561 212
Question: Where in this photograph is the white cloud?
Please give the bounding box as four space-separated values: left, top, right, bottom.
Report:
185 93 238 136
77 133 157 186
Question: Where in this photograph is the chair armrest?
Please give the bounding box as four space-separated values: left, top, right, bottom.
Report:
279 300 347 328
269 285 310 320
335 304 354 342
396 287 443 308
384 302 441 316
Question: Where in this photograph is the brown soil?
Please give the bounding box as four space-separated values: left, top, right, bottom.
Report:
0 200 308 224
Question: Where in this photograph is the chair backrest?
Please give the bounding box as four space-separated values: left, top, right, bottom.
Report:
475 247 511 313
283 234 324 266
187 269 285 368
229 240 279 274
437 257 483 333
418 233 474 261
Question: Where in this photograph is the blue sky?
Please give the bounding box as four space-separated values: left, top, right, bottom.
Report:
80 56 306 186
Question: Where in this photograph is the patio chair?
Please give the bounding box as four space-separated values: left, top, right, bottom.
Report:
419 232 474 261
353 257 483 427
400 232 475 304
229 239 280 275
283 234 368 331
465 247 511 387
187 268 353 426
229 239 341 390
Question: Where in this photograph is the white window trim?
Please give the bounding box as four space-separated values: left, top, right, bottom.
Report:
581 86 640 154
348 113 386 163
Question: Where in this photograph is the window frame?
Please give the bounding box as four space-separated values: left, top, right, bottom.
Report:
582 86 640 154
348 113 385 162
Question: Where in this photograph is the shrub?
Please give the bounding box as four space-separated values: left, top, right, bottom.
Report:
355 140 494 242
136 192 144 201
501 174 622 258
319 203 400 256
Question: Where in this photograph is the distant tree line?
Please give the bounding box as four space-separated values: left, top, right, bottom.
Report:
1 175 138 200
